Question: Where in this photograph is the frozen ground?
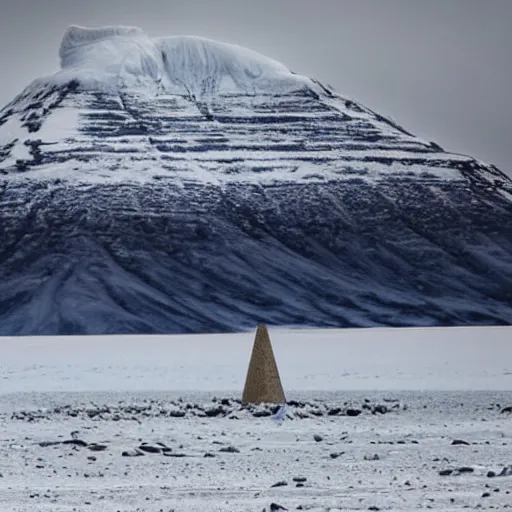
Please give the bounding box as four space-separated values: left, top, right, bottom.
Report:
2 326 512 394
1 326 512 511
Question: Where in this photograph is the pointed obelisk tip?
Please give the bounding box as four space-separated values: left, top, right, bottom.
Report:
242 323 286 405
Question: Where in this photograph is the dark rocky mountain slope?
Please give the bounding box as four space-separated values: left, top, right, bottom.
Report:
1 25 511 335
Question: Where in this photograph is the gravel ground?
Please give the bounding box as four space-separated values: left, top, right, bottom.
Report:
1 390 511 511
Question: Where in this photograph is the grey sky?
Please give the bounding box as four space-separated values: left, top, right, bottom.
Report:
0 0 510 175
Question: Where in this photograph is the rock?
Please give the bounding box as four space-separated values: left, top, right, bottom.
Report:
346 408 362 417
271 480 288 487
487 471 496 478
253 409 272 418
368 507 380 511
138 444 161 454
439 466 474 476
169 410 186 418
330 452 344 459
373 405 388 414
313 434 323 442
204 406 226 417
451 439 470 446
327 407 342 416
292 477 307 483
62 439 88 447
162 452 187 457
295 483 304 488
457 467 474 474
364 454 380 461
38 441 61 447
87 456 97 461
482 492 491 498
270 503 287 511
87 444 107 452
121 449 144 457
204 452 216 458
501 406 512 414
498 465 512 476
219 445 240 453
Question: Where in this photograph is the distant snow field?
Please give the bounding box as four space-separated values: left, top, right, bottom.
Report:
1 326 512 511
1 326 512 395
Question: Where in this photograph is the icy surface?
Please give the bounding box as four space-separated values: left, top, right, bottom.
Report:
1 326 512 394
154 35 311 96
1 328 512 511
56 25 310 97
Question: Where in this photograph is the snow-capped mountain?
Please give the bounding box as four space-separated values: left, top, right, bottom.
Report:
1 25 512 335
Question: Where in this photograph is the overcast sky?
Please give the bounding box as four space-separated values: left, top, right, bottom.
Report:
0 0 510 174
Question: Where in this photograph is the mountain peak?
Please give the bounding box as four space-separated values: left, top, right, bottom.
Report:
55 25 310 98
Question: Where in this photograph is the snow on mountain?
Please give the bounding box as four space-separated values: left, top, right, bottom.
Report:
1 25 512 335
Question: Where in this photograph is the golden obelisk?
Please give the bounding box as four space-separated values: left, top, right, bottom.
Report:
242 323 286 405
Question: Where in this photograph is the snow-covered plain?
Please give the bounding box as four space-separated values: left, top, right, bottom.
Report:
2 326 512 395
1 326 512 511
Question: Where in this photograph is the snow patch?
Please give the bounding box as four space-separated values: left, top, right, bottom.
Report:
36 107 81 141
0 115 31 166
59 25 163 93
53 25 313 98
1 326 511 394
59 25 146 62
156 36 310 96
